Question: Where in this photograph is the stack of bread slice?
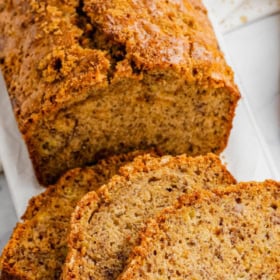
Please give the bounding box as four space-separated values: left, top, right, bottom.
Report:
118 181 280 279
1 153 279 279
62 153 236 279
1 153 236 279
0 151 149 279
62 156 280 280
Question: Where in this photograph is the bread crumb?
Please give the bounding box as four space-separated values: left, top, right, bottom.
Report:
240 16 248 23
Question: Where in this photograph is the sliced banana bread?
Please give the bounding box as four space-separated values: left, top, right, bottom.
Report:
62 154 236 280
119 181 280 279
0 151 146 280
0 0 240 185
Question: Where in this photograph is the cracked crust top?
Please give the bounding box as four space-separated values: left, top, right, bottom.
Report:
0 0 238 134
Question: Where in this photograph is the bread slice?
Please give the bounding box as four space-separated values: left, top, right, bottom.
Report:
0 151 146 280
0 0 240 185
62 154 236 280
118 181 280 279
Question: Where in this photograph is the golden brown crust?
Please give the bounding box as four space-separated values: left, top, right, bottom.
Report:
84 0 240 111
0 0 239 185
0 0 238 129
119 180 280 279
0 1 109 130
0 151 148 280
62 153 236 280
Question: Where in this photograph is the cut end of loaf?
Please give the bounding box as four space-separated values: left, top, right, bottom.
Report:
28 79 239 185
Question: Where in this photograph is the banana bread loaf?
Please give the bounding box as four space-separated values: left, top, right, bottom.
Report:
119 181 280 279
0 0 240 185
62 153 236 280
0 151 146 280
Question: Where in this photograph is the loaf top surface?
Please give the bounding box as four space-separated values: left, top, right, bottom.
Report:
0 0 239 133
83 0 219 69
0 151 147 280
62 153 236 280
118 180 280 279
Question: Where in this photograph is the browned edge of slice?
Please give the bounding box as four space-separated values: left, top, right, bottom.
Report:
62 153 236 279
118 180 280 279
0 150 152 280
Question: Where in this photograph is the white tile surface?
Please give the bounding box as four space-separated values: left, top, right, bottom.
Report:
224 13 280 174
0 173 17 253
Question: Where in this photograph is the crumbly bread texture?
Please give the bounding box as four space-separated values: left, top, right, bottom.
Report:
0 0 240 185
0 151 146 280
119 181 280 280
62 153 236 280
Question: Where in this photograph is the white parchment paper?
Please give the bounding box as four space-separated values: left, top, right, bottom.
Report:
0 1 279 219
0 74 43 218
